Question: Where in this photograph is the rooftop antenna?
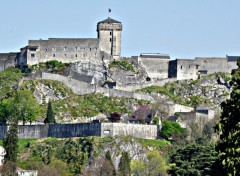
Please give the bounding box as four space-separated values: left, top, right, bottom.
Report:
108 8 111 18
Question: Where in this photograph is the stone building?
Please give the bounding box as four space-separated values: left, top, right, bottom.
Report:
1 17 122 69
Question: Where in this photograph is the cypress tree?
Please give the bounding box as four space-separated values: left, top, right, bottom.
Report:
3 120 18 163
214 58 240 176
44 101 56 124
118 152 131 176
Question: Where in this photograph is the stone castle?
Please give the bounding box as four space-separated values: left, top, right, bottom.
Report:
0 17 238 80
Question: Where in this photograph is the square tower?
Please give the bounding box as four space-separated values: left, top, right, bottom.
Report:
97 18 122 59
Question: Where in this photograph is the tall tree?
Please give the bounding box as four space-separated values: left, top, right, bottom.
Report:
44 101 56 124
3 120 18 163
118 152 131 176
105 150 116 176
215 58 240 176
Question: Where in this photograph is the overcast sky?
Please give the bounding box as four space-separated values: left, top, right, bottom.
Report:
0 0 240 59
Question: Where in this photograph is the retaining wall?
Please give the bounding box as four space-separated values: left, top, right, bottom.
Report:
0 123 158 140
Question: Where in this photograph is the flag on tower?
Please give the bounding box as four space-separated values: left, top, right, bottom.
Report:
108 8 111 13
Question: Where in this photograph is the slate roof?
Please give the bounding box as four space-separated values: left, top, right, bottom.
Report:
98 17 121 24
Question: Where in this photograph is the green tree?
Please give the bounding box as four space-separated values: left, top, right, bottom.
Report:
214 58 240 176
168 143 217 176
146 150 167 176
44 101 56 124
161 120 187 140
130 160 146 176
0 90 40 125
118 152 131 176
3 120 18 163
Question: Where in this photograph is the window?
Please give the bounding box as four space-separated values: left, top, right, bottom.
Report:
64 54 67 57
90 48 91 51
189 65 191 68
31 54 35 58
45 49 48 52
75 47 78 51
180 65 182 69
75 54 77 58
64 47 66 51
110 38 112 42
53 54 56 57
110 32 112 35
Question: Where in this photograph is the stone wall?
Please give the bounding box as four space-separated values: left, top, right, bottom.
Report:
41 72 154 102
0 123 158 140
0 53 17 71
101 123 158 139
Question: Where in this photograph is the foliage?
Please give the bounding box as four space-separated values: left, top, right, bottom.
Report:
3 120 18 163
136 138 170 150
214 58 240 176
44 101 56 124
0 90 40 124
0 67 25 100
118 152 131 176
109 112 121 122
109 60 136 73
0 161 17 176
160 120 187 140
105 150 116 175
131 150 167 176
137 85 188 106
168 143 217 176
82 157 115 176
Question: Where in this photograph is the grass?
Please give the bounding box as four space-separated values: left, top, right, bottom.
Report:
0 138 37 152
137 138 171 148
109 60 137 73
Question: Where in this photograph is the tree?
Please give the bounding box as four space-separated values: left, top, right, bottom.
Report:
44 101 56 124
3 120 18 163
0 90 40 125
105 150 116 175
118 152 131 176
168 143 217 176
130 160 146 176
146 150 167 176
109 112 121 122
214 58 240 176
160 120 187 140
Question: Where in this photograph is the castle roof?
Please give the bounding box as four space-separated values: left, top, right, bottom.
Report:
98 17 121 24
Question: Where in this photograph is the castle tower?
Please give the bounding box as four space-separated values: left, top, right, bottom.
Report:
97 17 122 59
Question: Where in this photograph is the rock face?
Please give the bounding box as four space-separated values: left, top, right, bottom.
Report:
100 137 148 169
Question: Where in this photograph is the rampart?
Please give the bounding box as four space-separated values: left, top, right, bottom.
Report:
0 123 158 140
41 72 154 102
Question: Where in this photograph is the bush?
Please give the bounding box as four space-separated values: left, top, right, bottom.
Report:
161 120 186 140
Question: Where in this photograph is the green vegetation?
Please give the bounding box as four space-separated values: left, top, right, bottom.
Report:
136 138 170 149
137 85 188 106
119 151 131 176
161 120 187 140
214 58 240 176
131 150 167 176
0 90 40 124
44 101 56 124
29 60 69 73
168 143 217 176
0 67 25 100
109 60 137 73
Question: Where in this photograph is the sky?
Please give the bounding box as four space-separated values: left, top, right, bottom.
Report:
0 0 240 59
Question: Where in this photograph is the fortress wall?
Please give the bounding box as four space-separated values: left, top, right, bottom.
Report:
140 58 169 79
48 123 101 138
0 53 17 71
41 72 154 101
175 59 198 80
195 57 237 74
27 38 102 66
101 123 158 139
0 123 157 139
18 125 49 138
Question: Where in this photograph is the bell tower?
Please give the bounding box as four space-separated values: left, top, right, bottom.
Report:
97 17 122 59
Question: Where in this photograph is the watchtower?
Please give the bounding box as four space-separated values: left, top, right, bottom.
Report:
97 17 122 59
